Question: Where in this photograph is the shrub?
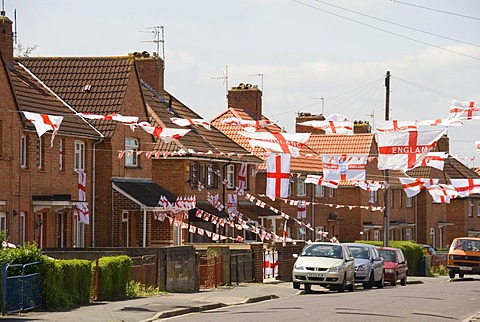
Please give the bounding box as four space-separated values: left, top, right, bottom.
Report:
96 255 132 301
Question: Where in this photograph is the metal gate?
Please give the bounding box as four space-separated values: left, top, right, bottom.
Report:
199 255 222 289
130 255 158 289
2 261 42 315
263 250 278 280
229 253 254 285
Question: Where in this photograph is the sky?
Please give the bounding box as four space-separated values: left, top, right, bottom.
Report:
7 0 480 166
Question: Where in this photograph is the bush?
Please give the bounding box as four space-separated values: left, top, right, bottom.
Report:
96 255 132 301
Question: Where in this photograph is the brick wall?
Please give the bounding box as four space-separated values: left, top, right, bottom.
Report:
0 15 13 65
135 56 165 97
227 84 262 119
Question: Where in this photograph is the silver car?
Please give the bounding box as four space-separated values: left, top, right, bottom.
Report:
344 243 384 289
292 242 355 292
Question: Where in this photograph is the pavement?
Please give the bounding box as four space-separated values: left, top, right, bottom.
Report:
4 275 474 322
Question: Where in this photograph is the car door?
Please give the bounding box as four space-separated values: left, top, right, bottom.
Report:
396 250 407 278
344 246 355 282
372 248 383 280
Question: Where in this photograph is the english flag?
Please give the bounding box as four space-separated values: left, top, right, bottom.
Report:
239 132 310 157
450 179 480 198
77 112 138 123
325 114 348 121
135 122 190 143
419 152 448 171
355 181 384 192
297 120 353 135
321 154 367 181
237 163 247 194
376 129 446 171
427 184 458 204
22 111 64 147
448 100 480 120
416 119 463 127
170 117 211 130
376 120 417 132
305 174 339 189
399 178 438 197
297 200 307 219
221 117 273 132
75 169 87 201
266 153 291 198
75 203 90 225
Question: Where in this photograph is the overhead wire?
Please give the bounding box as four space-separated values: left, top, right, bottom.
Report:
391 0 480 21
291 0 480 61
313 0 480 48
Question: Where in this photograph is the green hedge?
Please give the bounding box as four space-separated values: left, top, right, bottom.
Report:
96 255 132 301
353 240 424 276
40 258 92 309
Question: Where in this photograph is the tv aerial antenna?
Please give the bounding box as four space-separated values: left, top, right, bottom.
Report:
211 65 229 103
140 26 165 60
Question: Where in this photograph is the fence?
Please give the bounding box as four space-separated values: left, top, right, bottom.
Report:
130 254 158 289
199 255 222 289
229 253 254 285
2 261 42 315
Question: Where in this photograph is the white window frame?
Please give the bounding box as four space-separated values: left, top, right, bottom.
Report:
297 177 306 196
20 212 26 246
477 201 480 217
74 140 85 170
328 187 334 198
20 135 27 169
226 164 235 189
406 228 412 241
469 200 474 217
315 184 324 197
124 138 138 167
206 164 217 188
406 196 412 208
59 138 64 171
76 221 85 248
37 136 44 170
0 212 6 240
369 190 377 204
374 230 381 241
122 210 129 247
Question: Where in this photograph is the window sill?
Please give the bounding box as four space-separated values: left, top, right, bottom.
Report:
125 166 141 169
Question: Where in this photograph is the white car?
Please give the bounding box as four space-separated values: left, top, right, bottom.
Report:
344 243 384 289
292 242 355 292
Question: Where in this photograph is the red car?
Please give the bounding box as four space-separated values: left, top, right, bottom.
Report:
377 247 408 286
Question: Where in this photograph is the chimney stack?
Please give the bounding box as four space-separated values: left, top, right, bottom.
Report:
133 51 165 97
227 83 262 119
0 14 14 66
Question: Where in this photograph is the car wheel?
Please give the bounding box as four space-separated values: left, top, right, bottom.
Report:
459 273 465 278
449 269 455 279
293 282 300 289
348 279 355 292
376 273 384 289
363 272 374 289
391 274 397 286
337 274 346 293
304 283 312 293
400 275 407 286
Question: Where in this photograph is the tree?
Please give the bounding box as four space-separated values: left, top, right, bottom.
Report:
14 43 38 57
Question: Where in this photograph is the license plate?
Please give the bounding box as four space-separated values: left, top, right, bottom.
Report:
460 266 473 271
307 272 324 278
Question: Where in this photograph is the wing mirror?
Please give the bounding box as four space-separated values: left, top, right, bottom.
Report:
373 256 383 262
293 254 298 259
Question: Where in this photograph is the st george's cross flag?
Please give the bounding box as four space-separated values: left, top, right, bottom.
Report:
450 179 480 198
376 129 446 171
427 184 459 204
135 122 190 143
321 154 367 181
221 117 273 132
75 203 90 225
266 153 291 198
399 178 438 197
170 117 211 130
239 132 310 157
22 111 64 147
75 169 87 201
297 120 353 135
297 200 307 219
419 152 448 171
77 112 138 124
237 163 247 194
305 174 339 189
376 120 417 132
416 118 463 127
448 100 480 120
355 181 385 192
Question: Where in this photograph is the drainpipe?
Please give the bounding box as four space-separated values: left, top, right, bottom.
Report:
414 195 418 242
143 208 147 247
92 138 103 247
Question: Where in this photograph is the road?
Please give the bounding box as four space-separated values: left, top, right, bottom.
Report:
167 279 480 322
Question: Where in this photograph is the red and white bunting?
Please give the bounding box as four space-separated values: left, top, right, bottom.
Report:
376 129 446 171
297 200 306 219
305 175 339 189
170 117 211 130
298 120 353 135
239 132 310 157
448 100 480 120
376 120 417 132
78 112 138 123
399 178 438 197
450 179 480 198
266 153 291 198
355 181 385 192
22 111 64 147
322 154 367 181
135 122 190 143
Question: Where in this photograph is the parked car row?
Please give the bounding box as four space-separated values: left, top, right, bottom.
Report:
292 242 408 292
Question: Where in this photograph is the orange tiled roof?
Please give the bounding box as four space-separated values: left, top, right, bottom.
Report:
211 107 323 172
17 56 134 137
10 63 99 138
307 133 376 155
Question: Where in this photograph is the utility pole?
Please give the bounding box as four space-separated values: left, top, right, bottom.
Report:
383 71 391 247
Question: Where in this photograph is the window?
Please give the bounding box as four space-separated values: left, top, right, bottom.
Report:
206 164 218 188
20 134 28 169
406 196 413 208
288 177 293 197
37 137 44 170
59 138 64 171
189 162 198 188
374 230 380 241
477 202 480 217
469 200 474 217
399 191 403 208
315 184 324 197
124 138 138 167
297 177 306 196
369 190 377 204
20 212 26 246
226 164 235 189
74 140 85 170
76 220 85 248
328 187 334 198
0 212 6 240
406 228 412 241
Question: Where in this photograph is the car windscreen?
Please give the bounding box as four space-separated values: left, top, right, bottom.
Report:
450 239 480 252
301 244 343 259
348 246 370 259
378 249 396 262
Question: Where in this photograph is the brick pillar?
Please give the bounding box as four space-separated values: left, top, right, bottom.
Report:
0 15 14 66
134 53 165 97
250 242 264 282
275 241 306 282
227 83 262 119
